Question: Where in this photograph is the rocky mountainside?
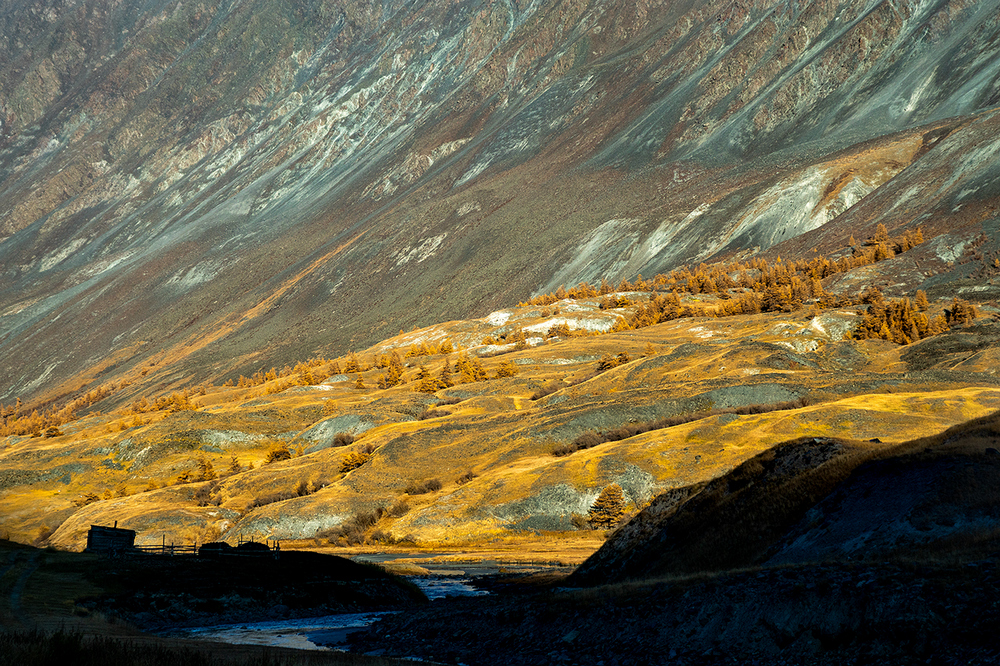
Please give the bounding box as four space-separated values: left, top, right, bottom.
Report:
2 0 1000 411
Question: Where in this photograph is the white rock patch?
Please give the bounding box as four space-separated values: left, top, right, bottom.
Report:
394 234 447 268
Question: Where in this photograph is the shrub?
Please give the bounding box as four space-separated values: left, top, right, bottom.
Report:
405 478 443 495
193 481 222 507
554 431 603 457
553 398 813 456
264 443 292 464
340 450 370 473
368 529 398 544
531 383 561 400
597 352 631 372
33 525 55 546
420 396 463 417
318 508 388 546
387 499 411 517
353 509 382 530
457 470 478 485
333 432 355 447
246 489 296 510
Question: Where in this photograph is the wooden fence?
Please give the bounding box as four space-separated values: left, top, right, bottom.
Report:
132 543 198 556
126 535 280 557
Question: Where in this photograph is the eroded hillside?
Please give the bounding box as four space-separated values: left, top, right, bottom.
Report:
2 0 1000 416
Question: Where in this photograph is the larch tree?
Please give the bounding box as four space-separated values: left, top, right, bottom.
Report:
588 483 626 529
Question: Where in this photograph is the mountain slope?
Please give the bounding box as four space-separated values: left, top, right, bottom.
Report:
2 0 1000 411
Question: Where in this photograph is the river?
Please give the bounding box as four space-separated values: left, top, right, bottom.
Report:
162 555 512 651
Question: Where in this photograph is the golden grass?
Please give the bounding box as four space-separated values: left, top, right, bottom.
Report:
3 301 999 557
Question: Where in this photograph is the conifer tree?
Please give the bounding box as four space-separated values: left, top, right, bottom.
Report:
928 314 949 335
195 455 217 481
511 327 527 350
457 355 487 383
415 365 438 393
495 360 518 378
588 484 626 529
345 354 361 373
948 297 977 326
437 359 454 388
872 223 889 243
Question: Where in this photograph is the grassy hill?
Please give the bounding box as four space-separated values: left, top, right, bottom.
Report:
2 271 999 556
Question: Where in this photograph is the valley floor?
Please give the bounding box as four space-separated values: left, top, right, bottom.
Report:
349 555 1000 665
285 530 606 570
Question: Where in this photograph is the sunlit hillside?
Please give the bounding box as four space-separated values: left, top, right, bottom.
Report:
3 241 998 555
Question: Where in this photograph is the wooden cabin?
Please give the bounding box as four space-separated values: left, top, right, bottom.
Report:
85 523 136 554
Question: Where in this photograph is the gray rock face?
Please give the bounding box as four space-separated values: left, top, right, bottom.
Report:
493 483 598 531
298 415 376 453
2 0 1000 403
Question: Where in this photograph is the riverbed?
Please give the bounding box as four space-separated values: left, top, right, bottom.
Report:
162 557 506 651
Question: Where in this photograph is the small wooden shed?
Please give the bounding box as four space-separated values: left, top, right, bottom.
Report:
85 523 136 554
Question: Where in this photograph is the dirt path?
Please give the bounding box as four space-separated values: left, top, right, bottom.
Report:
1 550 39 629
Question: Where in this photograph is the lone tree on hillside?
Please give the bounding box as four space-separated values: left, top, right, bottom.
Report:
588 483 626 529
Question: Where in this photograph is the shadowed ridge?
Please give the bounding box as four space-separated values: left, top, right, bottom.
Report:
766 409 1000 566
568 436 872 585
569 410 1000 586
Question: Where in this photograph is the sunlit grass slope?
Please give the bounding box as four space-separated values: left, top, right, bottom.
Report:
1 291 998 554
